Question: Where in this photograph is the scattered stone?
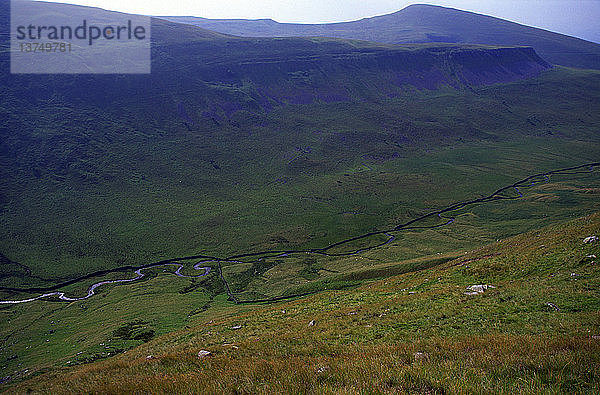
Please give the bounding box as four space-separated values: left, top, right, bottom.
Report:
281 310 286 314
316 366 329 374
197 350 212 358
464 284 495 295
545 302 560 312
414 352 429 362
231 325 242 330
583 236 598 244
308 320 316 327
408 291 416 295
581 254 597 264
146 355 155 360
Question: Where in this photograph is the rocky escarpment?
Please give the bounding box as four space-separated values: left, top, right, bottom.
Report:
439 46 550 86
155 38 551 105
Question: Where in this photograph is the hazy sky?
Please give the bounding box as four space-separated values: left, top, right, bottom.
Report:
36 0 600 43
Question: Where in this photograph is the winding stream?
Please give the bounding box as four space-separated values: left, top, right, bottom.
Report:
0 264 211 304
1 162 598 305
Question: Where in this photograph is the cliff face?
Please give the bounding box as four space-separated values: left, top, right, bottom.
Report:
1 36 550 112
442 47 551 86
153 40 551 105
218 46 550 103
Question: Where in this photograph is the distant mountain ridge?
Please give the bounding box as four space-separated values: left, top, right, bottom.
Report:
162 4 600 70
0 2 552 105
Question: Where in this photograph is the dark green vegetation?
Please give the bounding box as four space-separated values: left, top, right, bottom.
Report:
0 1 599 390
2 64 599 288
8 210 600 393
1 65 599 388
164 4 600 70
1 3 566 286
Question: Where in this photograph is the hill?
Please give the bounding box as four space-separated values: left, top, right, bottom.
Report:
0 1 563 286
164 4 600 70
7 210 600 392
1 1 600 387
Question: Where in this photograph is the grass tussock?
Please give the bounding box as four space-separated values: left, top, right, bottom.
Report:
16 336 600 394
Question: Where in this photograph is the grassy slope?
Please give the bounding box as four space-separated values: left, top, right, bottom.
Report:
1 4 599 391
0 6 599 383
8 210 600 393
1 67 599 285
1 160 599 383
1 67 599 380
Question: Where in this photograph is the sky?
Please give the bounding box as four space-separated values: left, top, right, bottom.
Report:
35 0 600 43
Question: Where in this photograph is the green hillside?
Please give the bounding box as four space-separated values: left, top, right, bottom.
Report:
7 210 600 393
1 63 598 284
1 2 599 390
1 3 574 291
